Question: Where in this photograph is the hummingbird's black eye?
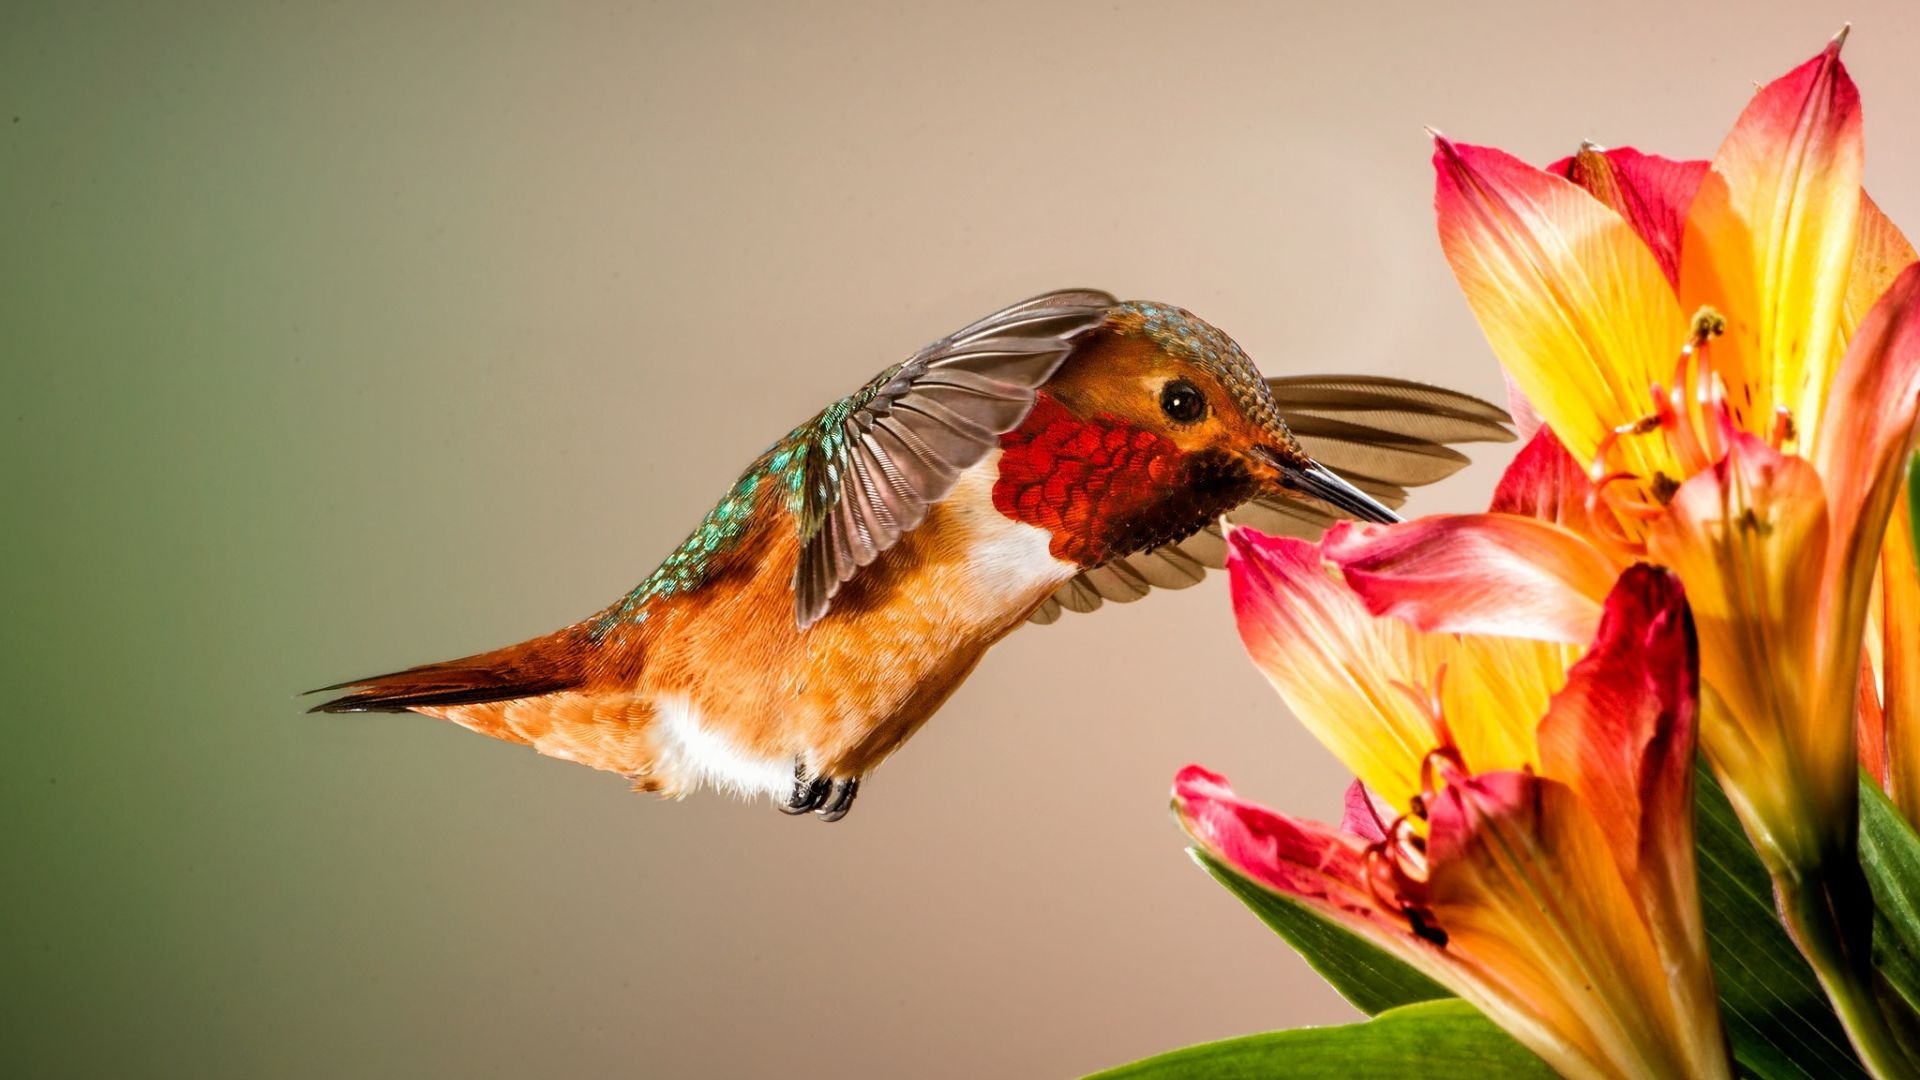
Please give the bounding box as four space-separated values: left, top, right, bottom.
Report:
1159 379 1207 424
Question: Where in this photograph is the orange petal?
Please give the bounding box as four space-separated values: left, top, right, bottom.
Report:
1427 771 1728 1079
1554 145 1708 289
1227 527 1546 805
1883 487 1920 817
1812 262 1920 802
1678 37 1862 450
1433 137 1687 478
1647 433 1840 858
1817 261 1920 602
1324 515 1615 645
1845 191 1918 339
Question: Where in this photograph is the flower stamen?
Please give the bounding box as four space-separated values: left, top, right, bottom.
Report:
1362 813 1447 947
1583 308 1737 555
1769 405 1796 451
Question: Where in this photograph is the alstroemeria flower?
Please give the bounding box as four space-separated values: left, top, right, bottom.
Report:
1423 37 1920 886
1183 538 1727 1080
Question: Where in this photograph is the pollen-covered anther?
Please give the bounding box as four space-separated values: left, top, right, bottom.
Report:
1688 305 1727 343
1769 405 1797 451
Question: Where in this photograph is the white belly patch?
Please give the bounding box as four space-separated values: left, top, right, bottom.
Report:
652 694 793 800
945 453 1079 601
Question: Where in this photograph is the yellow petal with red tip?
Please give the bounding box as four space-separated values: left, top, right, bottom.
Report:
1228 529 1441 808
1677 38 1862 451
1647 434 1839 860
1433 138 1686 482
1226 528 1548 808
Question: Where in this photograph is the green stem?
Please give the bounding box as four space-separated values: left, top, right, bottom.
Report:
1778 859 1920 1079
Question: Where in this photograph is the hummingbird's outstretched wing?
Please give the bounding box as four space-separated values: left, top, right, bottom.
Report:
1025 375 1516 623
792 289 1116 628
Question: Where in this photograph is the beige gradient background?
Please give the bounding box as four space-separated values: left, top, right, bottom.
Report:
8 2 1920 1076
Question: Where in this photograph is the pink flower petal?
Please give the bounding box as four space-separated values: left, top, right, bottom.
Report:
1173 765 1412 943
1322 515 1614 645
1488 426 1601 538
1342 779 1392 843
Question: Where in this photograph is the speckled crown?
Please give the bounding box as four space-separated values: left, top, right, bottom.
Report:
1108 301 1297 450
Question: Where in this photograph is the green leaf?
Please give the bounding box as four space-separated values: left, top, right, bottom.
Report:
1192 848 1448 1015
1859 778 1920 1025
1084 999 1552 1080
1695 764 1867 1079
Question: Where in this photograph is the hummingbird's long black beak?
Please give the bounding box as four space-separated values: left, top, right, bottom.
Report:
1251 446 1402 524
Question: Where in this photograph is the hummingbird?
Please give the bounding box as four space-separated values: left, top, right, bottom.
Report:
311 290 1512 820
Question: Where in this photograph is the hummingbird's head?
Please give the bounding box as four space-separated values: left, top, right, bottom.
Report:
992 300 1398 567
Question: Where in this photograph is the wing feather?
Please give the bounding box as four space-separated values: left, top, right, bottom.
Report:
793 289 1117 627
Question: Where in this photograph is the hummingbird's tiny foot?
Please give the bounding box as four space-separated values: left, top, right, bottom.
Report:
779 759 833 815
815 777 859 822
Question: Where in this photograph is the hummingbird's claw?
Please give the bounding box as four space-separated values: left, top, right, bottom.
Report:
777 759 860 820
779 759 833 815
815 777 859 823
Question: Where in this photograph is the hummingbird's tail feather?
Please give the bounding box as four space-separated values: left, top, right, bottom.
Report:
306 628 596 715
307 628 678 782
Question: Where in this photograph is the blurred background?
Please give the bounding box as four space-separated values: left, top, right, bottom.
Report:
7 2 1918 1076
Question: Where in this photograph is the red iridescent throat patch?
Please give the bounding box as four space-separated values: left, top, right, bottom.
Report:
992 394 1189 566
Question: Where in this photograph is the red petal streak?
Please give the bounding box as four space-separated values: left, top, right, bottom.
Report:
1552 146 1708 289
1489 426 1600 537
1536 566 1715 1046
1537 565 1698 891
